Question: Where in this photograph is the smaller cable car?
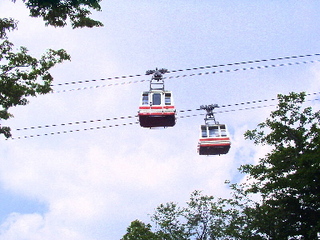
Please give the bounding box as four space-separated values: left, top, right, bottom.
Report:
138 68 176 128
198 104 231 155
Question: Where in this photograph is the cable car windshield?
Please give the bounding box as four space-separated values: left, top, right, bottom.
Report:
201 125 228 138
152 93 161 105
208 126 219 137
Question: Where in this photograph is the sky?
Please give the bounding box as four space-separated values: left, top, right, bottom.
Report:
0 0 320 239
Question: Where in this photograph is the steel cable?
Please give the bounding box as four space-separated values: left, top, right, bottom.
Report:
51 53 320 87
53 59 320 93
8 92 320 140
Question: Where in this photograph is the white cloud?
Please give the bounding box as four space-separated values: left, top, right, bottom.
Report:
0 212 92 240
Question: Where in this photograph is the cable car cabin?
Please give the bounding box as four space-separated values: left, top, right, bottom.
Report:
198 124 231 155
138 90 176 128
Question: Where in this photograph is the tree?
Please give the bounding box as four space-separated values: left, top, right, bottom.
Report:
0 18 71 138
151 190 241 240
241 92 320 239
122 219 161 240
1 0 103 138
16 0 103 28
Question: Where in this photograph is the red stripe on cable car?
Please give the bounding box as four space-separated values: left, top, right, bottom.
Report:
163 106 175 109
199 138 230 141
139 106 175 109
138 112 175 116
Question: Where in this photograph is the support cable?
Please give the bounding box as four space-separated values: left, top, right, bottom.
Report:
15 91 320 132
14 96 280 131
53 59 320 94
8 92 320 140
51 53 320 87
10 122 140 140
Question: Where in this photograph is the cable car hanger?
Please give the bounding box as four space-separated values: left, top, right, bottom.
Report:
146 68 168 91
200 104 219 125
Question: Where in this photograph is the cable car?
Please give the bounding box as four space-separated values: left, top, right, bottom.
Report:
138 68 176 128
198 104 231 155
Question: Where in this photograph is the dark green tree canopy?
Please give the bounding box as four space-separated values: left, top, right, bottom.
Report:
151 190 242 240
0 18 17 39
1 0 104 138
122 220 161 240
0 18 70 138
16 0 103 28
241 92 320 239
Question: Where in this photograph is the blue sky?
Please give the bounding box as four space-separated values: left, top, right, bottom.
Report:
0 0 320 239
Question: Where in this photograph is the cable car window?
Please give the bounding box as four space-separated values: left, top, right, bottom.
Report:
142 93 149 105
209 126 219 137
165 93 171 105
152 93 161 105
220 125 227 136
201 126 207 137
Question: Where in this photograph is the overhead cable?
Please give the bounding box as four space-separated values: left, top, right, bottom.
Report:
53 59 320 94
10 122 140 140
52 53 320 87
15 95 280 131
8 92 320 140
9 105 275 140
14 91 320 132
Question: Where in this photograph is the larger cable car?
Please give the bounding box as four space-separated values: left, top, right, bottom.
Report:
138 68 176 128
198 104 231 155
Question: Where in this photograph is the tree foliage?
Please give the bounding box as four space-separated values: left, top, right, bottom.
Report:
0 18 70 138
151 190 243 240
1 0 104 138
241 92 320 239
121 219 161 240
16 0 103 28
